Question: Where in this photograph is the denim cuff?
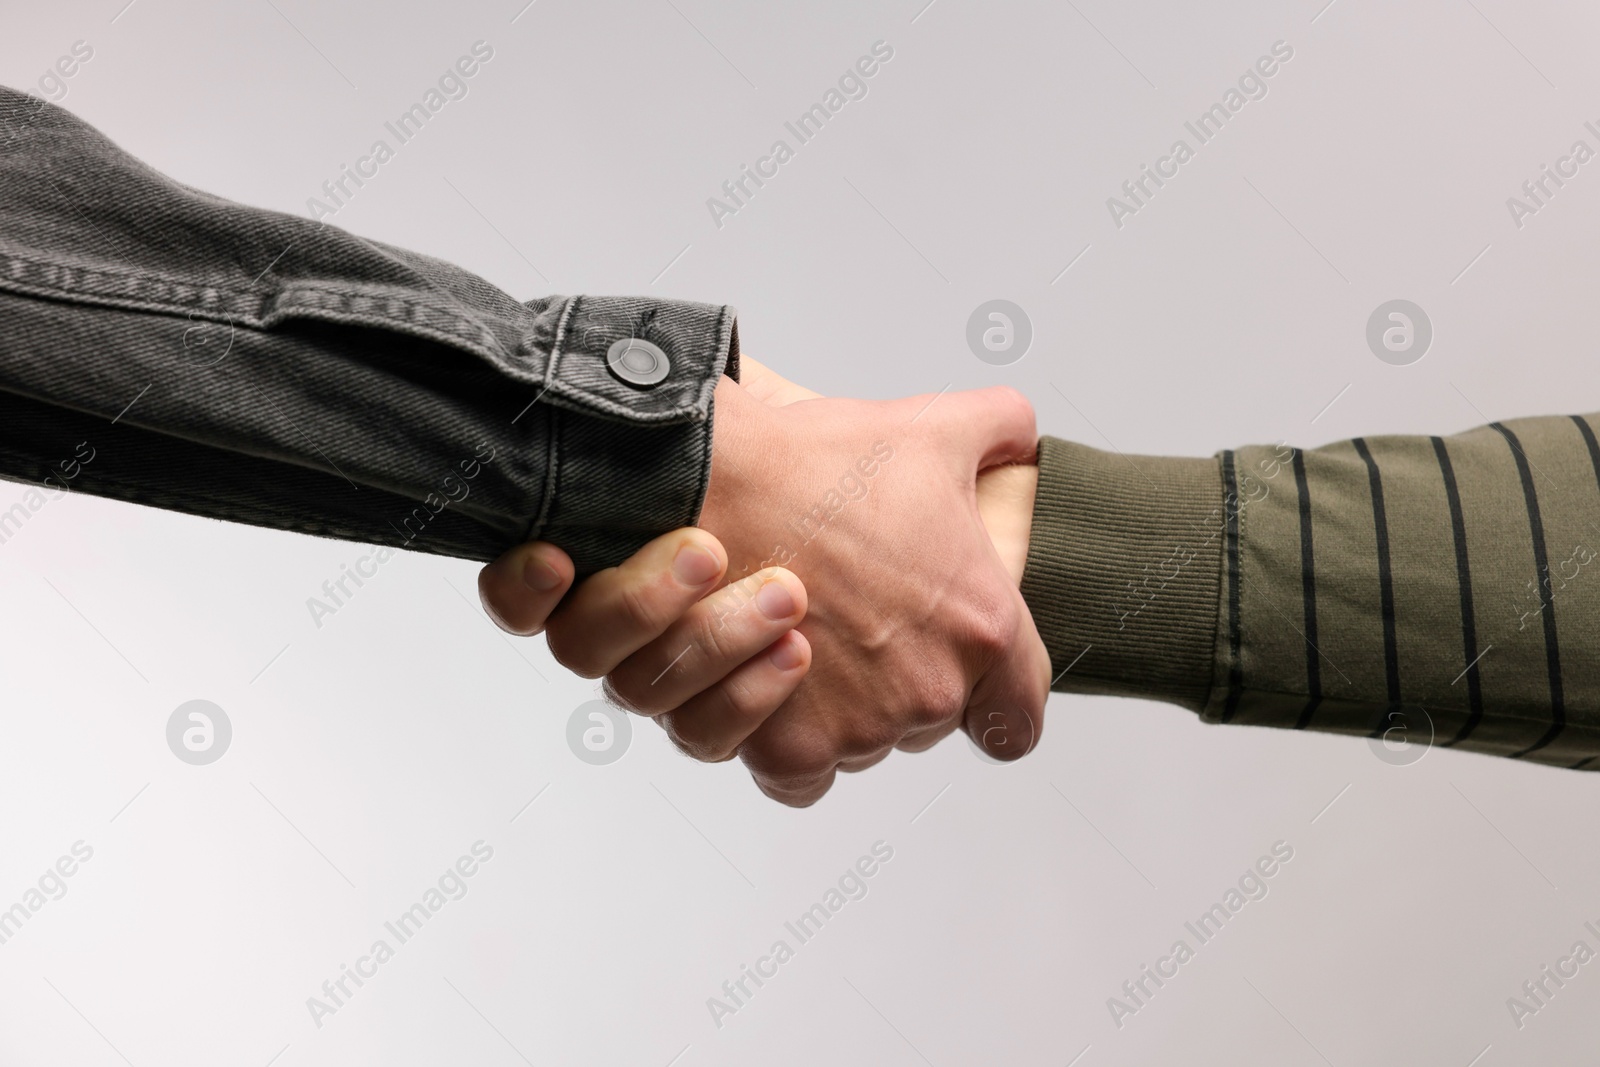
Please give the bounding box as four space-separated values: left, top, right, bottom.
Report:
527 294 740 572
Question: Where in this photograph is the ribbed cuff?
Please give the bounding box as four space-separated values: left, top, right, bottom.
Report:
1019 437 1223 712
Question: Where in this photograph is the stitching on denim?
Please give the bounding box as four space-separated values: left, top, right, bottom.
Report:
688 390 712 528
527 297 573 543
265 287 502 348
684 304 736 525
11 263 742 428
529 407 560 543
545 293 578 389
0 248 508 355
536 379 703 424
516 298 573 546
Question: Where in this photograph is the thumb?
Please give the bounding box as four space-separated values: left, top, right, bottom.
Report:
921 385 1038 471
963 602 1051 762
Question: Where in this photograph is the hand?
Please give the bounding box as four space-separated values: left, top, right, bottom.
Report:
478 466 1038 768
725 360 1039 587
693 359 1050 805
479 529 815 759
478 460 1039 765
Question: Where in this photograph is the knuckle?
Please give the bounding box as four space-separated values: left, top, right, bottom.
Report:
988 384 1035 425
839 714 902 758
599 677 642 715
904 662 968 730
895 722 956 753
618 581 670 637
752 770 830 808
685 601 739 665
902 698 950 733
996 383 1032 412
965 598 1016 665
663 699 742 763
741 734 835 787
601 674 659 717
618 642 703 715
710 672 769 732
660 714 717 763
544 625 602 678
669 733 723 765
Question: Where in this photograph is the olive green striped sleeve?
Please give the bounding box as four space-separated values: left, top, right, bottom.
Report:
1021 415 1600 769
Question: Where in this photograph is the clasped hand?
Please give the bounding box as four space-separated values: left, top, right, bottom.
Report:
478 358 1049 806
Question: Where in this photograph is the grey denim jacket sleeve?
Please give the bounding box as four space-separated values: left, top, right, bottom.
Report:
0 86 739 573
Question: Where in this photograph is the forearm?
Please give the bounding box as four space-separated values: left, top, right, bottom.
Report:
0 87 735 571
1021 415 1600 769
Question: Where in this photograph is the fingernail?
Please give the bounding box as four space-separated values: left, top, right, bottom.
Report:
673 543 722 586
755 579 795 620
769 633 805 671
523 555 563 592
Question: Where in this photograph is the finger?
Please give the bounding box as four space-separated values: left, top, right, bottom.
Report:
658 630 812 762
741 695 886 807
752 764 838 809
838 748 892 773
605 568 807 714
544 529 727 678
478 542 576 636
962 606 1051 762
917 385 1038 471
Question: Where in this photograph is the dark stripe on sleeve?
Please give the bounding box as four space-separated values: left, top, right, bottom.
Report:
1352 438 1402 734
1291 448 1322 729
1571 415 1600 493
1220 450 1243 723
1491 422 1565 758
1431 436 1485 747
1563 415 1600 767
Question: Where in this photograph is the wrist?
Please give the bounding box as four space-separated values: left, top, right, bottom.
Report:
976 463 1037 586
701 375 782 575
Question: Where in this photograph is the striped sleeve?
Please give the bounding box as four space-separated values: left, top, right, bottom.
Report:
1019 414 1600 769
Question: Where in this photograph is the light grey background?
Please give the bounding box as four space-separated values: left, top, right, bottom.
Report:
2 0 1598 1063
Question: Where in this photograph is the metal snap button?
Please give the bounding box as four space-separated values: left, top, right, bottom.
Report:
606 338 670 387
